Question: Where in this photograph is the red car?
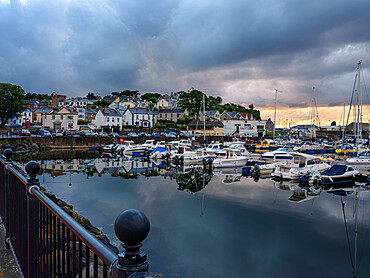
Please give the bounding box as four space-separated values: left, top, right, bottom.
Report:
21 129 31 136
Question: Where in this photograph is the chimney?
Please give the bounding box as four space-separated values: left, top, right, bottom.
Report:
115 107 119 112
99 105 102 110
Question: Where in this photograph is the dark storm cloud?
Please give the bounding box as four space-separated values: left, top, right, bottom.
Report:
0 0 370 106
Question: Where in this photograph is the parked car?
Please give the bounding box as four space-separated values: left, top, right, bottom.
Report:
151 133 160 138
109 132 119 137
21 129 31 136
80 131 93 137
10 129 21 135
127 132 138 137
99 132 108 137
41 130 52 137
55 129 64 137
63 130 73 137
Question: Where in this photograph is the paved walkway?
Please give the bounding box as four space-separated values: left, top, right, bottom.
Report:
0 223 21 278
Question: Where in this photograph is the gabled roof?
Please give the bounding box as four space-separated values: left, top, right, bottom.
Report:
33 108 53 113
128 108 155 115
49 107 78 115
158 108 184 113
101 109 122 117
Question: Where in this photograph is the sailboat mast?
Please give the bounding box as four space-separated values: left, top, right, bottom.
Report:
203 94 206 144
311 87 315 140
358 61 362 143
273 89 278 140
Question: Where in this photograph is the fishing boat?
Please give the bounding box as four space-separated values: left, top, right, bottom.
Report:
272 153 330 180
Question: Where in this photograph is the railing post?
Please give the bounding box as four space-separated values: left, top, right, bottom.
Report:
111 209 152 278
25 161 41 278
3 148 13 249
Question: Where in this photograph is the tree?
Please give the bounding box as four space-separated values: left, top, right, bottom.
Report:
331 121 336 126
95 100 111 108
86 92 97 100
141 92 161 103
0 83 27 128
177 88 205 120
249 104 254 110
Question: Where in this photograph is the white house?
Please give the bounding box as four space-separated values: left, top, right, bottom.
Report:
43 107 78 130
94 108 123 130
59 98 96 108
223 119 267 137
18 109 33 125
123 108 155 127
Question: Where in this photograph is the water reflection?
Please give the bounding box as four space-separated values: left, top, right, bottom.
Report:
16 155 370 278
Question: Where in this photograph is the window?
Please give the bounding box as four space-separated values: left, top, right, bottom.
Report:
112 118 115 122
61 115 63 119
52 115 55 120
107 117 109 122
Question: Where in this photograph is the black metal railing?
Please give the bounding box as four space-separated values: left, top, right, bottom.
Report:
0 149 153 278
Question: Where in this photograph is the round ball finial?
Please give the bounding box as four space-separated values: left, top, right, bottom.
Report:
25 161 41 176
114 209 150 246
4 149 13 160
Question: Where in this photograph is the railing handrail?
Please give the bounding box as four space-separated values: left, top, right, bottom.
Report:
32 186 117 266
1 158 117 266
0 154 152 277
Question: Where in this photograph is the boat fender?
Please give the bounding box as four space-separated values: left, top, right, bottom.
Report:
329 177 333 183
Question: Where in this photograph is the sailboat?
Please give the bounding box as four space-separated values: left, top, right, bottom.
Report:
339 61 369 159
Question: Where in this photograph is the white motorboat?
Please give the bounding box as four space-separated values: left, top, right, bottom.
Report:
212 149 250 168
122 141 148 156
102 143 124 152
142 139 155 149
261 147 294 162
346 150 370 165
205 142 225 156
310 164 359 186
272 153 330 180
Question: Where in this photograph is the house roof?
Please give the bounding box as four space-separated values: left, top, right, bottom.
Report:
128 108 155 115
158 108 184 113
102 109 122 117
34 108 53 114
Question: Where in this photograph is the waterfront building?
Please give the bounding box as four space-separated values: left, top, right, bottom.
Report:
85 109 98 123
199 110 221 121
123 108 155 127
43 107 78 130
17 109 33 126
94 108 123 131
223 119 266 137
59 97 96 108
51 93 66 108
156 108 188 123
156 93 179 110
33 108 53 125
188 121 224 136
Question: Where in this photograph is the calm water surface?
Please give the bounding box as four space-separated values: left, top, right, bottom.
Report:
33 157 370 278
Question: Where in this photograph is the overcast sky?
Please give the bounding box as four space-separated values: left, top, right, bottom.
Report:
1 0 370 110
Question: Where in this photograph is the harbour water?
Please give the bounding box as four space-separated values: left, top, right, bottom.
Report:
26 155 370 277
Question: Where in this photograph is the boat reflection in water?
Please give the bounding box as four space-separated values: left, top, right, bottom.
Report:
17 155 370 278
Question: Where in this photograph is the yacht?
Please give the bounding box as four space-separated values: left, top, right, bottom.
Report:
272 153 330 180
